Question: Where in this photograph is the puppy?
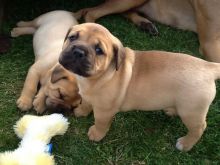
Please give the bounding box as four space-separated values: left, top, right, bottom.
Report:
75 0 220 62
11 10 81 113
33 64 81 114
59 23 220 151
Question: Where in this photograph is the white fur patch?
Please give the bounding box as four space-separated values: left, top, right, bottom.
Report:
175 138 183 151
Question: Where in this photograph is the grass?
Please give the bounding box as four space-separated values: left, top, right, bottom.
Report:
0 0 220 164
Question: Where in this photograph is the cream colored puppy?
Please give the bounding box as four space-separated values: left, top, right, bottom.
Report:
11 10 81 113
59 23 220 151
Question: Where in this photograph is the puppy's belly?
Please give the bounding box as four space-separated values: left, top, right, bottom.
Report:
121 90 174 112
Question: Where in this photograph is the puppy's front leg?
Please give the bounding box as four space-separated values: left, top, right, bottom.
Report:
33 87 47 114
17 64 40 111
123 11 158 36
88 108 116 141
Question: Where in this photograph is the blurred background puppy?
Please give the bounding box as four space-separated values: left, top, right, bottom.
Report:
76 0 220 62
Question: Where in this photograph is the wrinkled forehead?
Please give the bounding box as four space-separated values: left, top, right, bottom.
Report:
70 23 112 42
71 23 110 34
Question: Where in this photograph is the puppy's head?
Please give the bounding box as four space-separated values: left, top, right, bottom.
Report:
59 23 125 78
46 64 81 114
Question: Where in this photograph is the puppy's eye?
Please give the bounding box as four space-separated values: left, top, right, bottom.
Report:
95 45 104 55
68 34 78 42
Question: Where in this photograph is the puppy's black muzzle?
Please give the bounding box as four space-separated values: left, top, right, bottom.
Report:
59 45 91 77
73 47 86 59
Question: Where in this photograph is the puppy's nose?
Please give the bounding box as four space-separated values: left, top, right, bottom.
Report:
73 47 86 59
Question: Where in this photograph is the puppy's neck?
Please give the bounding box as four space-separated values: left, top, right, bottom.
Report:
75 65 116 96
75 48 135 98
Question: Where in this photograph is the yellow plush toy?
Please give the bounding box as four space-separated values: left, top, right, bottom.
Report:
0 114 69 165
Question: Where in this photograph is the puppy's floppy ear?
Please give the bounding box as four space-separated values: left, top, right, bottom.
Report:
51 64 67 84
113 43 125 71
64 27 72 42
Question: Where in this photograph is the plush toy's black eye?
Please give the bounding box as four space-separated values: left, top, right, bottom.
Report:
69 34 78 42
95 45 104 55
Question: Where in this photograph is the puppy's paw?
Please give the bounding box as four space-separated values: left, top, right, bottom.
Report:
176 137 194 152
74 9 86 20
74 106 90 117
164 108 177 116
33 97 46 114
75 8 95 22
88 125 106 142
139 22 159 36
16 96 32 111
11 28 20 37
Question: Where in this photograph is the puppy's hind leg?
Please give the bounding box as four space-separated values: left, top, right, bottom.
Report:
11 19 37 37
175 106 209 151
16 20 36 27
11 27 36 37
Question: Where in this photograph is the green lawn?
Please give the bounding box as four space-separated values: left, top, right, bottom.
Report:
1 0 220 164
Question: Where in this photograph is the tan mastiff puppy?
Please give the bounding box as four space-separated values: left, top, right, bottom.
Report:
11 10 81 113
75 0 220 62
33 64 81 114
59 23 220 151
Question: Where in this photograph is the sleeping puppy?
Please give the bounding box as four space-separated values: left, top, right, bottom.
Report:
33 64 81 114
75 0 220 62
59 23 220 151
11 10 81 113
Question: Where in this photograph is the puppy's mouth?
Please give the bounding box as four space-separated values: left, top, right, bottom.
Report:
59 46 91 77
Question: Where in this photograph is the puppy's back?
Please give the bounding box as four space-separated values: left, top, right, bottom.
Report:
34 10 77 27
33 11 78 61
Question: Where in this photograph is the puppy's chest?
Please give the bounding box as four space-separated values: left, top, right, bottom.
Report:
78 88 96 103
78 84 94 104
78 84 115 106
